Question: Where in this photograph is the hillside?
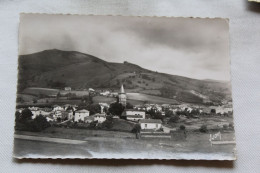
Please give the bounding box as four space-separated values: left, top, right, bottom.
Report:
18 49 232 104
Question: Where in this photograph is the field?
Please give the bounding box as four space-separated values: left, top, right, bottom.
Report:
22 87 60 96
22 87 89 97
127 93 179 104
92 96 117 104
14 129 236 159
166 116 234 131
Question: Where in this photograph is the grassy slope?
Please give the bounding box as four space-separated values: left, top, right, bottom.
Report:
18 49 232 104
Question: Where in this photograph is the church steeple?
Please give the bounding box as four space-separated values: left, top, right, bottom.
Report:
119 84 126 106
120 84 125 93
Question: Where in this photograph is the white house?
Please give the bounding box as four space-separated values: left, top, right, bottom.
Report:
74 109 89 122
64 87 71 91
89 88 95 92
31 110 41 119
93 113 106 123
215 106 233 114
53 105 64 111
139 119 162 130
122 109 145 121
100 90 110 96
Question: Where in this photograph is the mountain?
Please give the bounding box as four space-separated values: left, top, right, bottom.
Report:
18 49 232 104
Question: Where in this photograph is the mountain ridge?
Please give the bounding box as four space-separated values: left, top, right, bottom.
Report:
18 49 232 104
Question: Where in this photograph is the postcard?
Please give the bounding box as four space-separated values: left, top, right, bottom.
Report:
14 14 236 160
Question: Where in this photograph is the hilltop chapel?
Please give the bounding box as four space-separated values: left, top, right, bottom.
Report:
119 84 127 106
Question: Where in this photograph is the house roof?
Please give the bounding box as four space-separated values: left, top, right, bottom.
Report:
76 109 89 113
93 113 106 117
139 119 162 124
84 116 94 120
125 109 145 112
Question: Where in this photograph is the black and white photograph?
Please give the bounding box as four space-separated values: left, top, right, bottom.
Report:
14 14 236 160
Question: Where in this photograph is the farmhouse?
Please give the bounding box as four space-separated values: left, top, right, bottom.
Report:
74 109 89 122
93 113 106 123
122 109 145 121
139 119 162 130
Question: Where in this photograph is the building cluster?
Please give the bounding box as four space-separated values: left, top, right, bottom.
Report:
17 85 233 132
17 103 108 124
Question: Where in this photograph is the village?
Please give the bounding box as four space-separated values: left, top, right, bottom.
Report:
15 84 234 141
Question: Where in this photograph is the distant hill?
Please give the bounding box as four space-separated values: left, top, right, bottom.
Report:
18 49 232 104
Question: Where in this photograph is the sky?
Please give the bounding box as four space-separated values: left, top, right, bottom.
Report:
19 14 231 81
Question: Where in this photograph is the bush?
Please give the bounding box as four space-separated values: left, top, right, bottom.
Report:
165 110 174 117
168 115 179 123
102 118 113 129
223 124 228 130
15 115 50 132
199 125 208 133
180 125 186 131
29 115 51 132
229 122 234 130
131 124 141 133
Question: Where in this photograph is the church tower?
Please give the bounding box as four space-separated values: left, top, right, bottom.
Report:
119 84 127 106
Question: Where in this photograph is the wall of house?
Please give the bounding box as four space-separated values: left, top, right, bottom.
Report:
126 117 143 122
141 123 162 130
74 112 89 122
94 117 106 123
126 111 145 118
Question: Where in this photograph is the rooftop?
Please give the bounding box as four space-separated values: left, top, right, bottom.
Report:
76 109 89 113
93 113 106 117
126 115 143 118
139 119 162 124
125 109 145 112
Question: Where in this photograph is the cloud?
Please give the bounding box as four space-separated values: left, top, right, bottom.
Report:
19 14 230 80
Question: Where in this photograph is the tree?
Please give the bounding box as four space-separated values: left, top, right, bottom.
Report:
15 111 21 122
56 92 61 99
146 109 163 120
211 109 216 114
33 98 37 104
180 125 186 131
87 104 101 115
168 115 179 123
32 115 51 131
108 102 125 116
199 125 208 133
102 116 113 129
17 97 24 103
153 111 163 120
131 124 141 133
229 122 234 130
165 110 174 117
126 102 133 109
20 108 33 121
